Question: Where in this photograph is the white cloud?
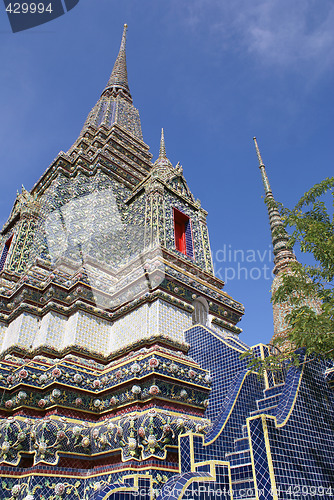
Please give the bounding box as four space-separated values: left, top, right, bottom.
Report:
176 0 334 73
243 0 334 66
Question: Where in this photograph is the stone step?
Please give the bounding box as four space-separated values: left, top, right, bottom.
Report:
234 436 249 452
256 392 282 410
226 449 251 466
249 404 278 417
263 383 284 398
230 463 253 482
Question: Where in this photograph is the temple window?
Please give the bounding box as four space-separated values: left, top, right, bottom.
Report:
173 208 194 257
0 235 13 272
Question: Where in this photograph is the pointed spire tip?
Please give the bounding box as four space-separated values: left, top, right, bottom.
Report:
253 136 265 168
254 137 272 195
102 24 131 99
159 128 167 158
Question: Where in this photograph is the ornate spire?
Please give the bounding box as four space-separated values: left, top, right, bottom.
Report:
74 24 143 142
254 137 272 195
153 128 173 175
102 24 132 101
253 137 296 273
159 128 167 158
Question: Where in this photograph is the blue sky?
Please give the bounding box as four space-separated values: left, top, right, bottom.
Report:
0 0 333 346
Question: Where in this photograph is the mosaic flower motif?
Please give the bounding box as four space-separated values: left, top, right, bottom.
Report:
147 434 157 448
99 434 107 446
93 379 101 389
57 430 66 441
73 373 82 383
110 396 117 406
149 358 159 368
107 422 115 432
169 363 178 373
163 424 172 433
130 362 141 374
72 426 82 437
149 385 160 396
176 418 185 428
180 389 188 399
195 423 205 433
17 431 26 442
115 370 122 379
5 400 13 409
38 399 46 408
81 436 90 448
128 437 137 451
204 374 212 383
203 399 209 407
93 399 101 408
11 485 21 497
52 389 61 398
7 375 14 385
188 369 196 379
19 369 28 379
75 397 83 406
92 428 99 439
138 427 145 438
1 441 10 454
116 426 123 437
54 483 65 495
52 368 62 378
18 391 27 400
39 374 47 384
131 385 141 394
94 482 101 491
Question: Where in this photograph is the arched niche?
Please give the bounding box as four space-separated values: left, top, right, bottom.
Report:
192 297 209 326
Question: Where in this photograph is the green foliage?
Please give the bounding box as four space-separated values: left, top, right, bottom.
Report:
243 177 334 374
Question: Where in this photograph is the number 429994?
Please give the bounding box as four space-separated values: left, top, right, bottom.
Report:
6 3 53 14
